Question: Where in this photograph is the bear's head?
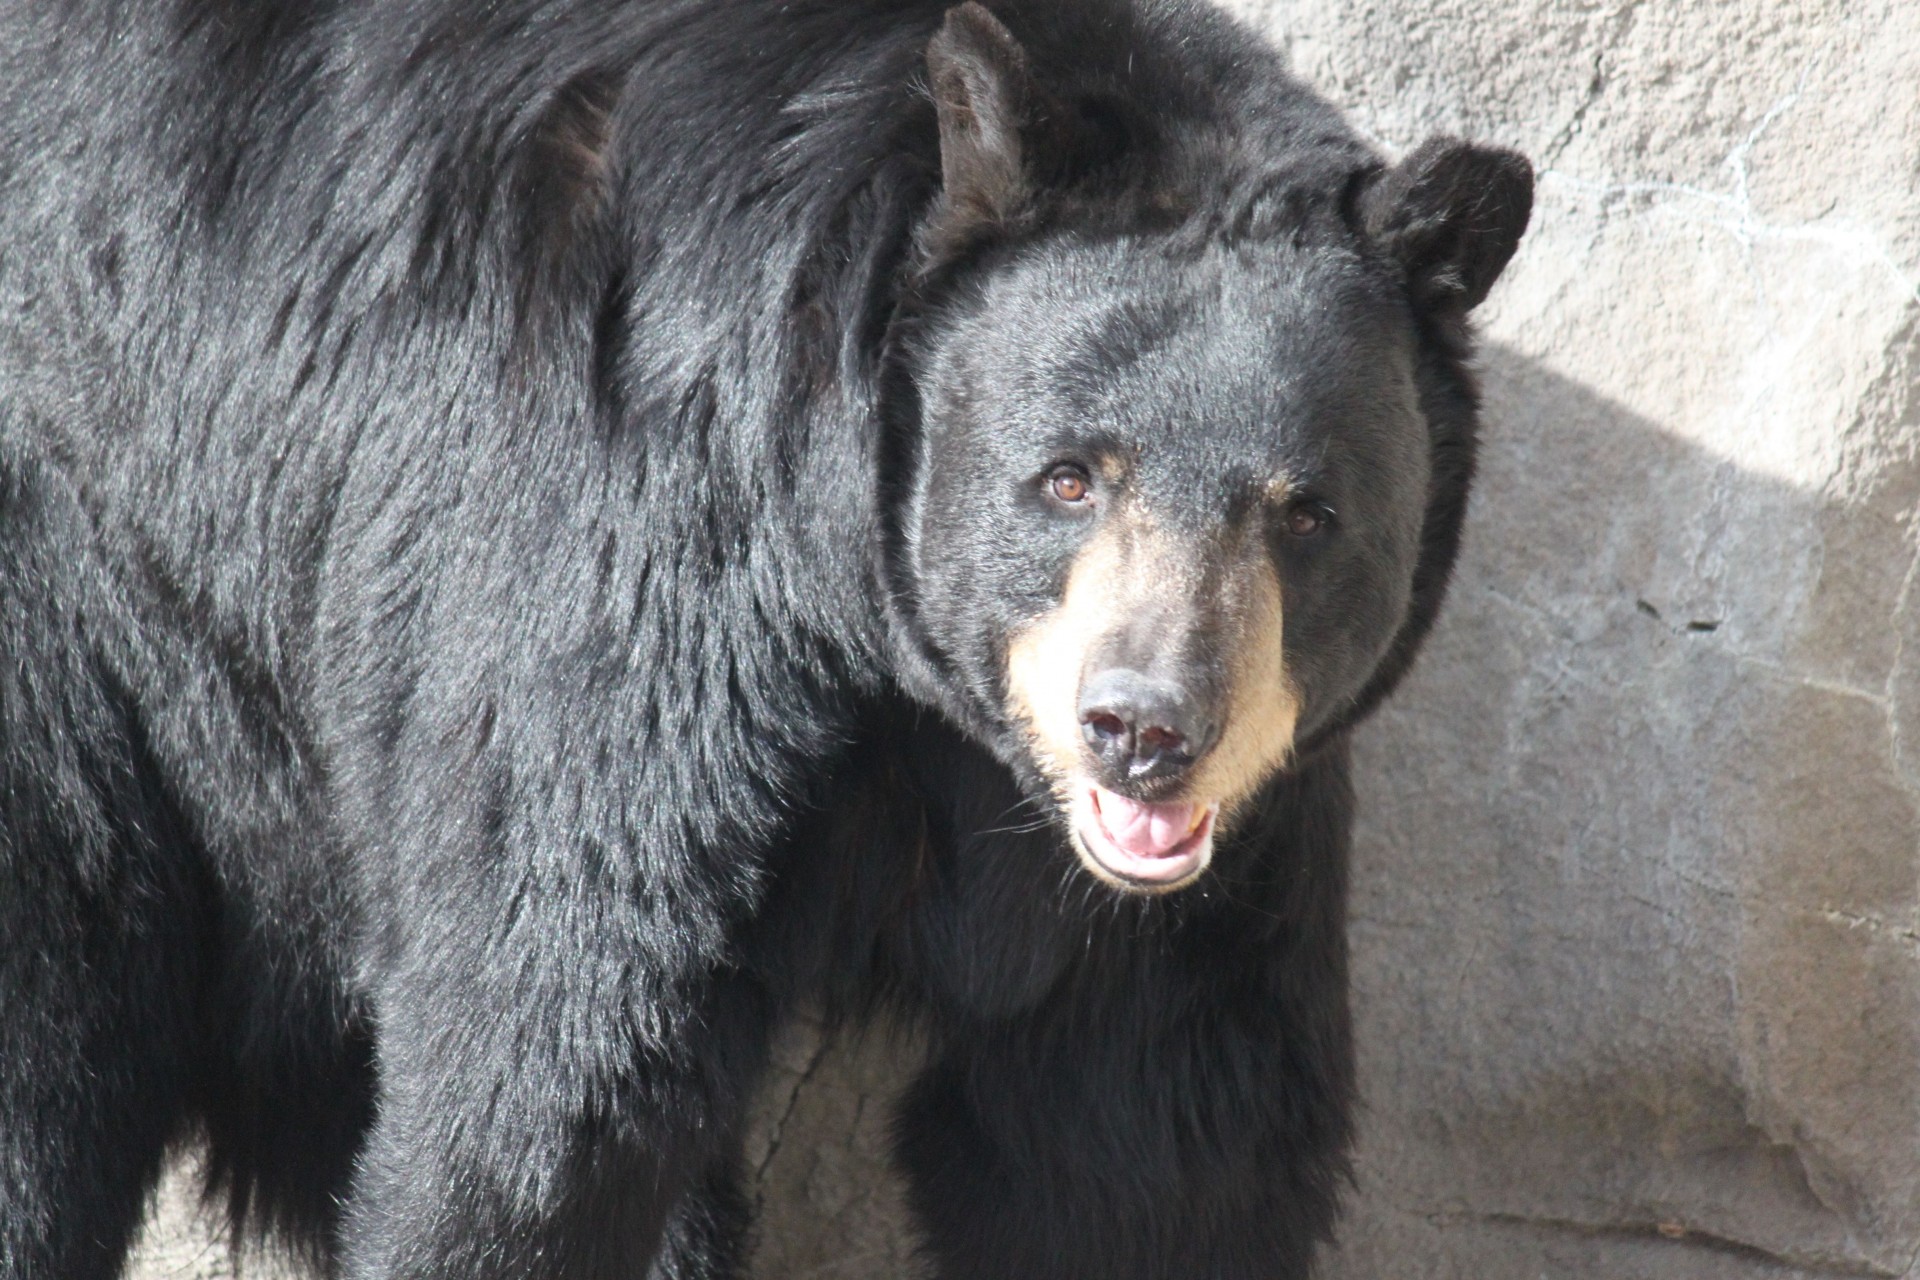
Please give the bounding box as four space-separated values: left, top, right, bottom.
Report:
883 3 1532 893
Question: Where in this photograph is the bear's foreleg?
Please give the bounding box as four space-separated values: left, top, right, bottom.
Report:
335 944 773 1280
892 754 1358 1280
0 448 205 1280
894 1011 1349 1280
317 480 868 1278
323 668 819 1276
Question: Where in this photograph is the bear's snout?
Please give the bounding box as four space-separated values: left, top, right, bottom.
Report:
1005 513 1304 893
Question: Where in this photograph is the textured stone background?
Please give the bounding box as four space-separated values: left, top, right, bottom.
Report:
132 0 1920 1276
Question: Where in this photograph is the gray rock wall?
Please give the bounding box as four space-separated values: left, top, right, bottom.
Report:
132 1 1920 1277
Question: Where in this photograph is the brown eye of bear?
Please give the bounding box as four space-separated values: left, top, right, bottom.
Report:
1286 504 1327 537
1048 467 1090 504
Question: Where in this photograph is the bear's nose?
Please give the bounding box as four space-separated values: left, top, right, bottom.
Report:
1077 670 1218 785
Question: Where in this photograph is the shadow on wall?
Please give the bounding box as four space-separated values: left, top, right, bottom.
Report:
1328 336 1920 1280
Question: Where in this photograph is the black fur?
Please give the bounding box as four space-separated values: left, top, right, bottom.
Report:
0 1 1530 1277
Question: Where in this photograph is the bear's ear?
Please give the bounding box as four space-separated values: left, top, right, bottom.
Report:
926 3 1039 231
1357 136 1534 313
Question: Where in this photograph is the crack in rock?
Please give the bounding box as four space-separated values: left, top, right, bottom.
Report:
751 1028 835 1207
1540 48 1920 310
1429 1208 1903 1277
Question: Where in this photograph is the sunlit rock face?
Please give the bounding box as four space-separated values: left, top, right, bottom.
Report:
131 4 1919 1278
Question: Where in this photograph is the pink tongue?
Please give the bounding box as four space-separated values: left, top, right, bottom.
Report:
1094 790 1201 858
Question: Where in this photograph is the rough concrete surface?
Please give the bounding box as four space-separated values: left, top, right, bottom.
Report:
131 0 1920 1277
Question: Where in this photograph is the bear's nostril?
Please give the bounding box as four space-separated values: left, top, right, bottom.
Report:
1137 725 1185 757
1086 712 1129 743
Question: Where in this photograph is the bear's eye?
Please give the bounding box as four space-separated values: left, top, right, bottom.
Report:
1285 502 1331 538
1046 465 1091 505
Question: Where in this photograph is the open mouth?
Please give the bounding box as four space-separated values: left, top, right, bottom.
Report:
1069 786 1217 891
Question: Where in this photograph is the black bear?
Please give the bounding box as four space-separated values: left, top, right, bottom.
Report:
0 0 1530 1275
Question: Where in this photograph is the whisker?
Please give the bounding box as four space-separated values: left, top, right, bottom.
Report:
1201 874 1291 926
972 816 1057 837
